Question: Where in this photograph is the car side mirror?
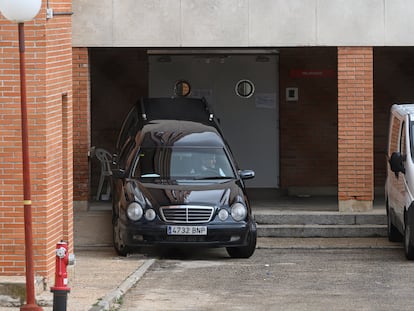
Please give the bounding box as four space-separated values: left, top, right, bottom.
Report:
239 170 255 180
389 152 406 175
112 168 126 179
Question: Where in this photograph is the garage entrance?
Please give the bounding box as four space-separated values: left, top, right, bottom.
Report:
148 50 279 188
88 47 339 201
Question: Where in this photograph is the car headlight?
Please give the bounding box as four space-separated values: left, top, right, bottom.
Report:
145 208 156 221
231 203 247 221
127 202 143 221
218 209 229 221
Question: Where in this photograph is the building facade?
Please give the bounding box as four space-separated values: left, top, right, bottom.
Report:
1 0 414 282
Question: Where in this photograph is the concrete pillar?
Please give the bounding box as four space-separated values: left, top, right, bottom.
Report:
337 47 374 212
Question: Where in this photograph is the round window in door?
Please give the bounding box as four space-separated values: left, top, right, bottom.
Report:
174 80 191 97
235 79 255 98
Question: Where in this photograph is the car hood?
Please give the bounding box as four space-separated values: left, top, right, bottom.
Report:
125 179 247 208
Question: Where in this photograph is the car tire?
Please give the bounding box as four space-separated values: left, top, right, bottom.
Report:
226 223 257 259
404 211 414 260
387 202 402 242
113 215 131 257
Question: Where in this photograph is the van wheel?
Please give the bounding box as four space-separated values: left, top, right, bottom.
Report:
404 214 414 260
226 225 257 259
387 203 402 242
113 215 130 257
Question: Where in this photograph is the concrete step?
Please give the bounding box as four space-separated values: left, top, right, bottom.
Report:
253 211 387 238
257 224 387 238
77 208 388 242
254 211 387 225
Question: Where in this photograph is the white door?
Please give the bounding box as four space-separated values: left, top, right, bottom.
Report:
149 53 279 188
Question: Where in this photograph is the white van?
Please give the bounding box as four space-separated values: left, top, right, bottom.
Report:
386 103 414 259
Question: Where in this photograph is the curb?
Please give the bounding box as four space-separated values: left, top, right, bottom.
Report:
89 259 156 311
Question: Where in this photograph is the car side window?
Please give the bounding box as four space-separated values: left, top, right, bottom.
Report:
411 122 414 160
118 137 136 169
390 116 401 153
117 106 138 150
400 121 406 156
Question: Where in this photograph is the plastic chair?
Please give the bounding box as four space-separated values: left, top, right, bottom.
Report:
95 148 112 200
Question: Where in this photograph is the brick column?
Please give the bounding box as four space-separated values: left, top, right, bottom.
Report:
0 1 73 282
72 48 90 209
337 47 374 212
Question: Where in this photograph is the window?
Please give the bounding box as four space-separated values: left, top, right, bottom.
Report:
390 116 401 152
174 80 191 97
410 121 414 160
117 106 138 150
235 80 255 98
400 121 406 155
132 147 235 180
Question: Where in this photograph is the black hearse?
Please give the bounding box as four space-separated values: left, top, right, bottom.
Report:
111 97 256 258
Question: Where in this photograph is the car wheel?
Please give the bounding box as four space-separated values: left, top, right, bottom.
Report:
387 202 402 242
404 213 414 260
226 224 257 259
113 215 130 257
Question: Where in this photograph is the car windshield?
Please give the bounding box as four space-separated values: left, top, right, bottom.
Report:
132 147 236 180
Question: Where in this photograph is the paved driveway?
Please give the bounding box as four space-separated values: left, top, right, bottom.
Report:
118 238 412 311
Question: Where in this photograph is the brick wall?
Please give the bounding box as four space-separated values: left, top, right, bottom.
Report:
373 48 414 191
0 20 22 275
337 47 374 209
279 47 338 191
0 0 73 280
72 47 90 203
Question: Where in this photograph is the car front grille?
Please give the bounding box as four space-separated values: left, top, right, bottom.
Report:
160 205 214 223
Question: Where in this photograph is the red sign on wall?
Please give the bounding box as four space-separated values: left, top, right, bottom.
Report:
290 69 335 78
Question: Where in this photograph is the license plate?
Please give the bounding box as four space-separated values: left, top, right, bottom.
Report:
167 225 207 236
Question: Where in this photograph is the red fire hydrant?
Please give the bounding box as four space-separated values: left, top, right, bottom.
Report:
50 241 75 311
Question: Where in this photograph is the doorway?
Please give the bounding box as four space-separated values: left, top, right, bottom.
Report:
148 51 280 188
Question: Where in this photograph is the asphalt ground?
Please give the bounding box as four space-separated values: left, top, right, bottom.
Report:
0 237 403 311
118 239 410 311
0 196 390 310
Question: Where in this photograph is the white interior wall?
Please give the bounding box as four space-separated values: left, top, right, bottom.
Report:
148 53 279 188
